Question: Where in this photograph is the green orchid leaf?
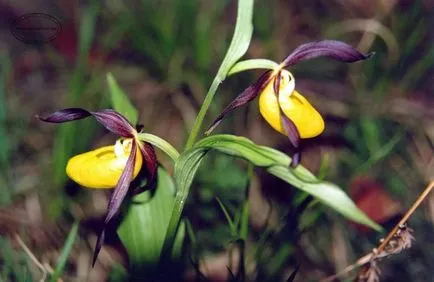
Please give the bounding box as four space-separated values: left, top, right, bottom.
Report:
162 135 380 257
267 165 381 230
160 147 207 261
228 59 279 76
197 135 382 230
118 167 185 277
195 134 316 180
107 73 139 126
215 0 254 82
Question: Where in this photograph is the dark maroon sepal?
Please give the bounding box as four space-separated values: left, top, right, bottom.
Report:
206 70 273 135
92 141 138 266
38 108 136 138
36 108 91 123
91 110 135 138
283 40 373 67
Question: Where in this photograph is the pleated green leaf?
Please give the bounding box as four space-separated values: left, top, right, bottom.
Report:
199 135 381 230
118 167 185 276
162 135 381 257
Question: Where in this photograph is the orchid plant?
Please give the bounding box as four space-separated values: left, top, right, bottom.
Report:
38 0 383 279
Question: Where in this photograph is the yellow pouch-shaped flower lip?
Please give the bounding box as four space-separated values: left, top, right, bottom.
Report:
259 70 325 138
66 139 143 188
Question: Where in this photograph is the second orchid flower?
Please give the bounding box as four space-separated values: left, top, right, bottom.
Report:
206 40 373 167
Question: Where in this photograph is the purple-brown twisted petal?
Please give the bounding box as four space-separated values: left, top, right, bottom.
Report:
282 40 373 67
273 70 282 97
137 141 158 189
280 114 301 168
37 108 136 138
92 140 138 266
206 70 273 135
273 72 301 168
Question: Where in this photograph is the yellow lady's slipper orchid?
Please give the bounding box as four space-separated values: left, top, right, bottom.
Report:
206 40 372 167
38 105 158 266
66 139 143 188
258 70 324 138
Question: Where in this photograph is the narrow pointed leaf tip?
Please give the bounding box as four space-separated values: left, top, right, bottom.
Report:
37 108 136 138
283 40 373 67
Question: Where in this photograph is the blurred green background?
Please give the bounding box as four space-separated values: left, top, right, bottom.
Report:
0 0 433 281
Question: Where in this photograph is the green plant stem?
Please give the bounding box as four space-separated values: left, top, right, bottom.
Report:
185 80 221 149
184 0 254 150
137 133 180 161
161 0 254 271
228 58 279 76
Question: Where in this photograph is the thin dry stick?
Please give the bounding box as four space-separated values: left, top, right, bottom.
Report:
321 180 434 282
321 254 373 282
375 180 433 255
14 234 48 282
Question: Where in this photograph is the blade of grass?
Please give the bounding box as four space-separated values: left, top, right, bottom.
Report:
216 197 237 235
355 131 403 174
0 53 10 169
267 243 293 276
50 221 79 282
0 53 11 205
239 201 249 241
185 220 206 281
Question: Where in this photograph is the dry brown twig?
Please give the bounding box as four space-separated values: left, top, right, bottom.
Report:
321 180 434 282
14 234 64 282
